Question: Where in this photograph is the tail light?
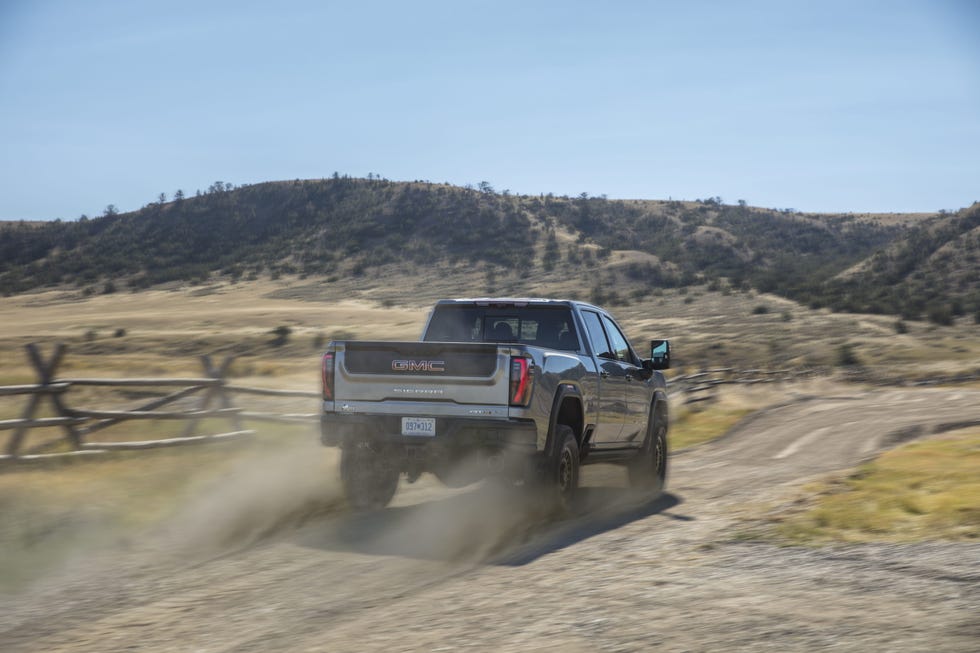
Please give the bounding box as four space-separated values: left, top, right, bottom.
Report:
321 352 335 401
509 356 534 407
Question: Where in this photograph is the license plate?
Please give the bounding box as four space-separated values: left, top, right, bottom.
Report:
401 417 436 437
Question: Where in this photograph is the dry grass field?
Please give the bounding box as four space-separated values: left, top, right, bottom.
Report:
3 265 978 380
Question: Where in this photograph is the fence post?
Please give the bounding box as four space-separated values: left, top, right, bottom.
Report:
180 355 240 438
6 343 79 456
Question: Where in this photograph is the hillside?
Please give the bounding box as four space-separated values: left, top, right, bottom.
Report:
826 204 980 322
0 177 976 322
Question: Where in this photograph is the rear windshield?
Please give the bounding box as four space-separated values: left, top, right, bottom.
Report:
423 305 580 351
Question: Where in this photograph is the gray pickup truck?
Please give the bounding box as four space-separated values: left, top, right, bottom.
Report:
320 298 670 511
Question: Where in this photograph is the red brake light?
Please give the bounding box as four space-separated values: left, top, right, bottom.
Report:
321 353 335 401
509 356 534 407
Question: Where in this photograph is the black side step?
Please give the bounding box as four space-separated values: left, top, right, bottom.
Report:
580 446 641 465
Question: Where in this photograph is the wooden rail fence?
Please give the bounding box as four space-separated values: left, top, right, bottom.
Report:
667 367 817 405
1 344 320 464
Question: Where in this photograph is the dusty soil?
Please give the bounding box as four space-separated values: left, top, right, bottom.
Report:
1 387 979 652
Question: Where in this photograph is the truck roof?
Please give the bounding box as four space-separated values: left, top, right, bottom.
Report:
435 297 605 312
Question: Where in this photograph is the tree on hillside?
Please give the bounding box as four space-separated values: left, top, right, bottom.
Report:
542 228 560 271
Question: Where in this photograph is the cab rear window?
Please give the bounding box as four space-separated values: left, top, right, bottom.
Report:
424 305 580 350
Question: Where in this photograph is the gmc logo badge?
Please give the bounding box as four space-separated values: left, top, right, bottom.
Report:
391 359 446 372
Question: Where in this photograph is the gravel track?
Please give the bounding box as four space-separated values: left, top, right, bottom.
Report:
2 388 978 652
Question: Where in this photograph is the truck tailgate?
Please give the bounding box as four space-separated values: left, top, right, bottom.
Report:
336 341 509 406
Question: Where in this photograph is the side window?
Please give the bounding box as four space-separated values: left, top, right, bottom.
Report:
582 311 615 359
600 315 634 364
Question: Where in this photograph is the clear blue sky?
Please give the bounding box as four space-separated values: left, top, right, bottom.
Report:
1 0 978 220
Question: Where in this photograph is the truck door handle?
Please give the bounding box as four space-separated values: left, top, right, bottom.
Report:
625 374 633 382
600 371 609 379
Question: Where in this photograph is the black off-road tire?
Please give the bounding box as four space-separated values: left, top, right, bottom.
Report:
340 444 400 511
628 404 668 494
542 424 580 514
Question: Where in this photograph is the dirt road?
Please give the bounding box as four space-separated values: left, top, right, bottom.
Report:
2 388 979 652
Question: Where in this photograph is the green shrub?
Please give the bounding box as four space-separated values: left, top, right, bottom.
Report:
836 343 861 366
927 306 954 326
270 325 292 346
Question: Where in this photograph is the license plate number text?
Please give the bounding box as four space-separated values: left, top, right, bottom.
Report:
401 417 436 437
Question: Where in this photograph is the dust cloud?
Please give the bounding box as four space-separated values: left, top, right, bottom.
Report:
157 433 344 556
337 465 543 563
0 432 343 598
298 456 662 566
161 447 663 566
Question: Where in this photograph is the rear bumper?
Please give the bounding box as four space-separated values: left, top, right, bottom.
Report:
320 412 539 453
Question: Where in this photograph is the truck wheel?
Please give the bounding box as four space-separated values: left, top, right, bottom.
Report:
340 445 399 511
628 404 668 493
544 424 579 513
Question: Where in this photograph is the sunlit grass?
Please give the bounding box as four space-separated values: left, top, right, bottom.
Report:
670 406 753 450
776 428 980 543
667 383 785 450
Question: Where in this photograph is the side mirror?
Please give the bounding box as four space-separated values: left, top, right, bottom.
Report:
648 339 671 370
